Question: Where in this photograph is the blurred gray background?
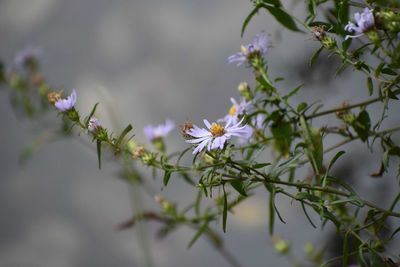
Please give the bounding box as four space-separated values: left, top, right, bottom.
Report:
1 0 399 266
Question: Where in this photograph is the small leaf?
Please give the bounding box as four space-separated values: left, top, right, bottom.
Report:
163 170 172 186
269 188 275 235
222 185 228 233
375 63 385 78
310 46 324 67
353 110 371 142
382 68 397 76
241 5 262 37
96 140 102 169
263 5 301 32
230 180 247 196
84 103 99 126
252 162 271 169
187 222 208 249
297 102 308 113
367 77 373 96
116 124 133 146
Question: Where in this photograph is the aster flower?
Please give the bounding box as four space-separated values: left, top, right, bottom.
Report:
228 33 269 66
223 97 252 125
344 8 375 40
252 114 266 130
13 46 42 71
54 89 77 112
144 119 175 142
186 119 253 154
88 117 102 133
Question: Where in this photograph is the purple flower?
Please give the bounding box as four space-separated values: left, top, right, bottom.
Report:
13 46 42 71
186 119 253 154
144 119 175 141
228 34 269 66
55 89 77 112
253 114 266 130
88 117 102 133
344 8 375 39
223 97 252 125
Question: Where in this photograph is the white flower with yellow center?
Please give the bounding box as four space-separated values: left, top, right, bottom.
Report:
186 118 252 154
223 97 252 125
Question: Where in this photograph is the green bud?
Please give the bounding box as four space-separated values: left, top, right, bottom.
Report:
366 31 380 45
321 36 336 50
66 108 80 123
141 152 156 166
152 137 165 152
274 239 290 254
304 243 314 255
238 82 253 101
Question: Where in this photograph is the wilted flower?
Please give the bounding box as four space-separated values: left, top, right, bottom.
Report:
13 46 42 71
54 89 77 112
88 117 102 133
344 8 375 39
47 91 62 105
228 33 269 66
223 97 252 125
186 119 252 154
143 119 175 142
180 121 194 139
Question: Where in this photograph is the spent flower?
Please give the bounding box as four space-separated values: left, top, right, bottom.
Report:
54 89 77 112
144 119 175 142
344 8 375 39
186 119 252 154
228 33 269 66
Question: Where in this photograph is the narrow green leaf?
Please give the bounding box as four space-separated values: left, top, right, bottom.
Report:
230 180 247 196
222 185 228 233
301 202 316 228
367 77 373 96
375 63 385 78
96 140 102 169
310 46 324 67
163 170 172 186
84 103 99 126
187 222 208 249
269 188 275 235
241 5 261 37
284 84 304 99
382 68 397 76
252 162 271 169
263 5 301 32
116 124 133 146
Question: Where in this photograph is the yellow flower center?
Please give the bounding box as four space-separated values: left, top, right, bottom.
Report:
228 105 237 116
240 45 248 55
210 123 225 137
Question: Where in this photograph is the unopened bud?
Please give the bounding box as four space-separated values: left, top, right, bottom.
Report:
321 36 336 50
238 82 253 100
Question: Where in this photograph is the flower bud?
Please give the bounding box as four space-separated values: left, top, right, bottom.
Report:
238 82 253 101
272 237 290 254
88 117 102 133
321 36 337 50
366 31 380 44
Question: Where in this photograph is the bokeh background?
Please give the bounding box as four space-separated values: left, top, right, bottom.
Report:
1 0 399 266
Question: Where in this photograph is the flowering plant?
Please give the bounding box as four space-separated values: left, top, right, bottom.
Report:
2 1 400 266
